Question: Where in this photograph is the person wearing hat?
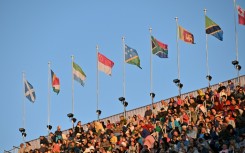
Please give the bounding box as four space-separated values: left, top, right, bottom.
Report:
24 142 31 153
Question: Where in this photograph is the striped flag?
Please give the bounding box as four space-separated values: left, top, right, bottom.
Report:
73 62 86 86
205 15 223 41
178 26 195 44
98 52 114 76
24 79 36 102
51 69 60 94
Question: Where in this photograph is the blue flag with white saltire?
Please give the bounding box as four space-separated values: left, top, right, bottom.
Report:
24 79 36 102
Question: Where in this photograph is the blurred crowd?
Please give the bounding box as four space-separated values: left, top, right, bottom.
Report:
18 80 245 153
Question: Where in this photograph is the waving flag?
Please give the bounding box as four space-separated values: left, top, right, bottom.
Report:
98 52 114 76
205 15 223 41
125 45 142 69
73 62 86 86
151 36 168 58
51 69 60 94
238 5 245 25
24 79 36 103
178 26 195 44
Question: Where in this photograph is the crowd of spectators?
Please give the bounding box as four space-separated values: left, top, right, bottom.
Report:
18 80 245 153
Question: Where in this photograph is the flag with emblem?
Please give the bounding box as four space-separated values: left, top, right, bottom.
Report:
238 5 245 25
125 45 142 69
151 36 168 58
24 79 36 102
98 52 114 76
205 15 223 41
178 26 195 44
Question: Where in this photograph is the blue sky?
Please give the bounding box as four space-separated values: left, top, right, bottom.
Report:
0 0 244 151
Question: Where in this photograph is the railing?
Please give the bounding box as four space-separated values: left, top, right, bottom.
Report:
5 75 245 152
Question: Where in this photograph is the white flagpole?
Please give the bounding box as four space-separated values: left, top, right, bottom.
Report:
233 0 240 85
175 17 181 96
22 72 26 142
71 55 74 115
149 27 154 109
149 28 153 94
47 61 51 134
233 0 239 62
96 45 100 120
122 36 126 118
204 9 211 87
122 37 126 98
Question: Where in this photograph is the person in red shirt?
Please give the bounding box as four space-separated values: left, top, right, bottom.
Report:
212 101 223 111
229 98 237 111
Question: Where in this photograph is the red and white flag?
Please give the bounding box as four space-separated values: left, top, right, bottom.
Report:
98 52 114 75
238 5 245 25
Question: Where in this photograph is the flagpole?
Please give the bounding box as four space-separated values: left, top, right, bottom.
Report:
122 36 126 118
233 0 240 85
175 17 181 96
96 45 100 120
204 9 211 87
47 62 51 134
22 72 26 142
71 55 74 115
122 36 126 98
149 27 154 109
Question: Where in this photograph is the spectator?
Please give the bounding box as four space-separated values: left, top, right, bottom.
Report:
54 125 63 142
127 140 137 153
144 106 152 120
227 80 234 92
176 95 183 106
24 142 31 153
39 136 49 146
39 143 48 153
94 121 104 134
219 144 229 153
119 115 127 127
106 119 114 130
151 103 158 121
235 87 245 100
100 136 110 150
18 143 24 153
75 121 84 135
47 132 55 143
110 132 118 145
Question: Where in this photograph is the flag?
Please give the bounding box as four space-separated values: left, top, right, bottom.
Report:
178 26 195 44
98 52 114 75
125 45 142 69
51 69 60 94
151 36 168 58
238 5 245 25
24 79 36 102
205 15 223 41
73 62 86 86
